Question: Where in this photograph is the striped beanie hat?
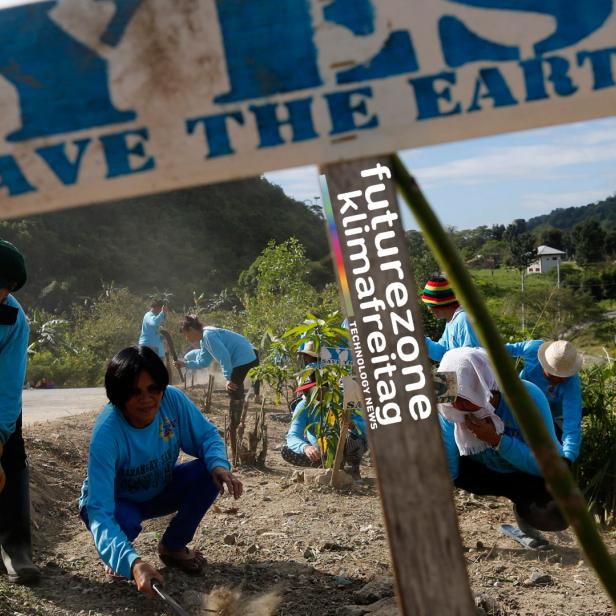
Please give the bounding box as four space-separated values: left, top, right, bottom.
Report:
421 276 458 307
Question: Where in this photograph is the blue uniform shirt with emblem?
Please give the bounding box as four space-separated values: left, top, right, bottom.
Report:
79 386 229 578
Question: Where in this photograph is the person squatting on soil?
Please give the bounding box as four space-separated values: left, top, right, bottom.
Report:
421 276 481 363
437 347 568 536
505 339 583 464
138 299 167 359
0 239 41 585
79 346 242 597
281 372 368 479
175 316 259 455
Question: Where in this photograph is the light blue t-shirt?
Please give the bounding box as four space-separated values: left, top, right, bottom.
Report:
425 307 481 362
0 294 28 445
286 397 366 455
183 327 256 379
138 310 165 358
79 386 229 579
505 339 582 461
439 380 562 479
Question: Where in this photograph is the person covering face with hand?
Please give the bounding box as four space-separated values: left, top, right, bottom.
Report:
437 347 568 537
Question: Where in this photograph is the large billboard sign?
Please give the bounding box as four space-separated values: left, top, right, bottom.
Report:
1 0 616 218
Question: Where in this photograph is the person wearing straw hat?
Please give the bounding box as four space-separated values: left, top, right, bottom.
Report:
421 276 480 362
297 340 319 371
436 347 568 547
505 339 583 463
0 240 40 585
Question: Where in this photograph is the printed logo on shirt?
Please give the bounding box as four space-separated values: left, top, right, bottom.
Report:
159 417 176 442
117 448 175 494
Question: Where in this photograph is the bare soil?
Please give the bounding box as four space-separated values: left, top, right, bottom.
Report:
1 389 614 616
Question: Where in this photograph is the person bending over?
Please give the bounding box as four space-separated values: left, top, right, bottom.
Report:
505 339 582 463
175 316 259 459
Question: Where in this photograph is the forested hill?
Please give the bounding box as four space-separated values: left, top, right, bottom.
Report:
526 194 616 231
0 177 329 311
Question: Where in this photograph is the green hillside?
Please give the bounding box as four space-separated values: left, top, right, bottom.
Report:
526 194 616 231
0 177 329 311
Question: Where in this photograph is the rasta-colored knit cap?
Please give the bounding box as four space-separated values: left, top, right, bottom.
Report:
421 276 458 307
0 239 27 291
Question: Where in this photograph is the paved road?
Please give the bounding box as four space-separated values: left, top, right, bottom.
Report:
22 388 106 425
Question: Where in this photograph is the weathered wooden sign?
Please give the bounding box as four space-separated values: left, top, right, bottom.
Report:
2 0 616 218
321 157 476 614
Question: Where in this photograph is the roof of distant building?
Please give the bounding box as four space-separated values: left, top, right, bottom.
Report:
536 245 566 256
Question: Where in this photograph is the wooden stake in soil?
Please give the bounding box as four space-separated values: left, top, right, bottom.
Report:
330 407 351 488
320 156 475 616
160 329 184 383
202 374 215 414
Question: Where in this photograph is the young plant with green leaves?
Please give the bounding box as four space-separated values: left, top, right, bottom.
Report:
247 332 296 405
282 311 358 468
575 361 616 526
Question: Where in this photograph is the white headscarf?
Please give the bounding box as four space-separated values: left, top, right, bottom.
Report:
437 348 504 455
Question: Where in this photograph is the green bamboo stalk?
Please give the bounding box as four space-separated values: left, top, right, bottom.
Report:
392 154 616 606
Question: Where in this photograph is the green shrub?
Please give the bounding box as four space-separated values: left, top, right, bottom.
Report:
575 361 616 525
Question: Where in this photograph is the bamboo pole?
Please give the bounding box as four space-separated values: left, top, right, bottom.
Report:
391 154 616 606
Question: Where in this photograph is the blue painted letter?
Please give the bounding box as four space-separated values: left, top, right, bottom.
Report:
100 128 155 179
0 2 138 142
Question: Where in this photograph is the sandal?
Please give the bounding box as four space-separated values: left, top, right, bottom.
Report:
158 546 206 575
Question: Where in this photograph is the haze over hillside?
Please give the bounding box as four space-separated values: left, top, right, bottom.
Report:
0 177 329 311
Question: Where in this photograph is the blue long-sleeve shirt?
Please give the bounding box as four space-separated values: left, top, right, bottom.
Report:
79 386 229 579
0 294 29 445
425 307 481 362
138 310 165 358
183 327 256 380
286 397 366 454
505 339 582 461
439 380 562 479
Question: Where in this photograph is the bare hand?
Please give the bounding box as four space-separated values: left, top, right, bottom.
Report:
174 360 185 369
162 305 168 314
304 445 321 462
226 380 239 392
464 415 500 447
132 559 164 598
212 467 243 499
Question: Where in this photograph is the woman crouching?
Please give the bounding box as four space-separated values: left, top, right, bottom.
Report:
79 346 242 596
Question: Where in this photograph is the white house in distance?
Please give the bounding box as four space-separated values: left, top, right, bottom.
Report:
527 245 566 274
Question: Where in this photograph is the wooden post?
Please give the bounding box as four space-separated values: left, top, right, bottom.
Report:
206 374 214 411
160 329 184 383
330 408 351 487
320 156 475 616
